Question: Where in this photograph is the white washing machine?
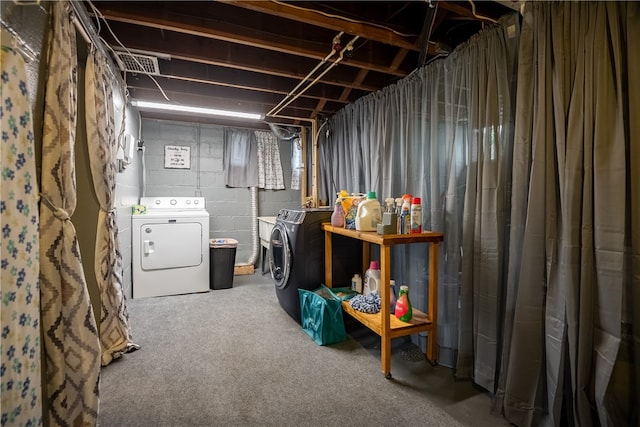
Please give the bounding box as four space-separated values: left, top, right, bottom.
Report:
132 196 210 298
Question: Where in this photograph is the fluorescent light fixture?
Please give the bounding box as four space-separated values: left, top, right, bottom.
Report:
131 100 263 120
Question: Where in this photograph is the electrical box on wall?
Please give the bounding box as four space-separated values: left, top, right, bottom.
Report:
115 134 137 173
124 134 136 164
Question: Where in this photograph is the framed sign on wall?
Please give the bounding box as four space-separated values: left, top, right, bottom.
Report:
164 145 191 169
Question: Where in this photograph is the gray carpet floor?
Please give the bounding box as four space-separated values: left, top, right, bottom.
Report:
98 274 511 427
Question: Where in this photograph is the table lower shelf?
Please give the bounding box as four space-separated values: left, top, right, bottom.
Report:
341 301 433 339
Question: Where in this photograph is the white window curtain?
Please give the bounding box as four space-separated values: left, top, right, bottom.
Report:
38 2 100 425
223 128 285 190
85 48 139 366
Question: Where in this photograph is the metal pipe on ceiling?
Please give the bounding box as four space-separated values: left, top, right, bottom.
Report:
268 34 359 118
266 31 343 118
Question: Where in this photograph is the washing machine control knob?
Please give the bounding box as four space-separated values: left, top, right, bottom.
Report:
186 200 191 205
155 199 161 205
170 199 177 205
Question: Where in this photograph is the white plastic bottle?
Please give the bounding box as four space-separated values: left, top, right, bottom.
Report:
400 198 411 234
351 273 363 293
363 261 381 295
410 197 422 234
355 191 382 231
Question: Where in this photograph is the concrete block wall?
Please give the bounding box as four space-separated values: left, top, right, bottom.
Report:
114 103 142 299
140 118 301 263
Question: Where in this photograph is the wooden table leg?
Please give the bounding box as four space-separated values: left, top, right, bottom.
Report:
380 245 392 378
324 230 333 287
426 242 439 364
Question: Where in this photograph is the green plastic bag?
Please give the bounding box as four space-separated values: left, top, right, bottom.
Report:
298 286 347 346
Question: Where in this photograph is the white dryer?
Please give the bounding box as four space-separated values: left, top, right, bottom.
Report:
132 196 210 298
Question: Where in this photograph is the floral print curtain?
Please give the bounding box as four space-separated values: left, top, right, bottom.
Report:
85 48 138 365
0 46 43 427
39 2 100 425
254 130 284 190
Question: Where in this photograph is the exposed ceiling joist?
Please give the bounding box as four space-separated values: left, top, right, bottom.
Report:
218 0 422 51
87 1 513 127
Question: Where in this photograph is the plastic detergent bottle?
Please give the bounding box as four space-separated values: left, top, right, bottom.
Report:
363 261 381 295
331 197 345 227
389 279 397 314
400 198 411 234
394 285 413 321
351 273 363 293
395 198 404 233
410 197 422 234
355 191 382 231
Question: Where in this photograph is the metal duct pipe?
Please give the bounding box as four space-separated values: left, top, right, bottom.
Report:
247 186 259 265
236 186 260 268
267 122 299 141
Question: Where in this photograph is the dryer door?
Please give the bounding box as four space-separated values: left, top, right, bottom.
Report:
268 222 291 289
139 222 203 270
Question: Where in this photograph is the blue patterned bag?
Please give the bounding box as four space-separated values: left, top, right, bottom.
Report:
298 286 347 346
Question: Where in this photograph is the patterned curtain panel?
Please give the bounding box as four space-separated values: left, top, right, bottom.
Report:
0 47 43 427
254 130 284 190
39 2 101 425
85 48 138 366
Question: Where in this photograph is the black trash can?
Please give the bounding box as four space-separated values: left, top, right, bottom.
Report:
209 238 238 289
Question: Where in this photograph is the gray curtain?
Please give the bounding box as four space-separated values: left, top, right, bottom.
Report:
496 2 639 426
223 128 258 187
319 13 520 374
320 1 638 425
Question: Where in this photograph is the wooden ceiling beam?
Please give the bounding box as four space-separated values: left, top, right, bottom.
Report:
127 75 347 111
158 60 360 103
389 48 410 73
103 26 387 93
97 5 408 77
339 68 369 103
437 1 501 21
219 0 421 51
128 86 334 120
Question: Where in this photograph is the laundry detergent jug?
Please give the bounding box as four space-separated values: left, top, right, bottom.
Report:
355 191 382 231
363 261 381 295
